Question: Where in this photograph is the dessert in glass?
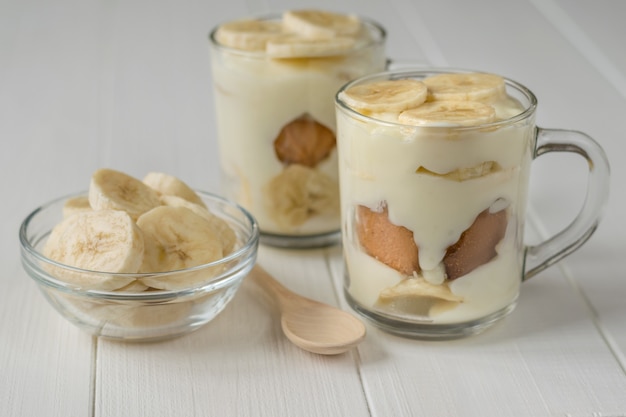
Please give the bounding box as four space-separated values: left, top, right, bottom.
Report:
209 10 386 247
335 69 610 339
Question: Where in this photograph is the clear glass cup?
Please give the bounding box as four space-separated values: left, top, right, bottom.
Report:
209 14 387 248
335 68 610 339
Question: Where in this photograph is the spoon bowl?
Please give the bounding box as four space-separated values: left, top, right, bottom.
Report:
250 264 366 355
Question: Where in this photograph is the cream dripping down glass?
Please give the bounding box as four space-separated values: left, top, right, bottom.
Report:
335 69 610 339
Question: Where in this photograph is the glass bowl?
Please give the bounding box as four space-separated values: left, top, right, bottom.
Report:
19 190 259 342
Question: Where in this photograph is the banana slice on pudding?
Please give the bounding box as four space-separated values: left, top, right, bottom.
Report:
399 100 496 127
214 19 285 51
423 72 506 102
339 79 428 113
282 9 361 39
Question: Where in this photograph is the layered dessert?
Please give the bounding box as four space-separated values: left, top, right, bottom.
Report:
336 71 533 325
210 10 386 241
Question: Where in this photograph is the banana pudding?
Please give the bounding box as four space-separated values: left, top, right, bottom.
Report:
209 10 386 246
335 70 533 332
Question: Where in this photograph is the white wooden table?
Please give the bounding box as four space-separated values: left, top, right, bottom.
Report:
2 0 625 416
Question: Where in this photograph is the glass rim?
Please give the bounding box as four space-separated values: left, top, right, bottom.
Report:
19 190 260 300
335 67 539 131
208 13 387 59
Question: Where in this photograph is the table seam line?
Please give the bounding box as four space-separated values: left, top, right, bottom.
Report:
527 205 626 375
89 336 98 417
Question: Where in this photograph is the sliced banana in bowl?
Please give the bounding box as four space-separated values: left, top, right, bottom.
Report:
89 168 162 221
42 209 144 291
19 169 260 341
143 171 208 208
136 206 225 290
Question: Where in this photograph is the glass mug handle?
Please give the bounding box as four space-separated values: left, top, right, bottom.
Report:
524 128 610 280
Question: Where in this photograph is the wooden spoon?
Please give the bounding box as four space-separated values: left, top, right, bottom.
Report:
249 264 366 355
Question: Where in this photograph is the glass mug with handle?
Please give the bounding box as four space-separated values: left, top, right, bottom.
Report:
334 68 610 339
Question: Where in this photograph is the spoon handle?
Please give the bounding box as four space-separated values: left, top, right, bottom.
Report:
249 264 300 309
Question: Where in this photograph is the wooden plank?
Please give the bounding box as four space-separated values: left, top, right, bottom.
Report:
329 238 626 416
0 0 103 416
546 0 626 367
1 264 94 417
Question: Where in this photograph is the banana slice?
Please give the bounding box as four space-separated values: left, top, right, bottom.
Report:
42 210 144 290
89 168 162 220
417 161 500 181
266 35 355 58
214 19 285 51
265 164 339 229
160 195 237 254
339 79 428 113
398 100 496 127
423 72 506 102
283 10 361 39
143 171 206 208
116 280 149 293
62 196 92 218
378 277 463 302
451 161 498 180
137 206 224 290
